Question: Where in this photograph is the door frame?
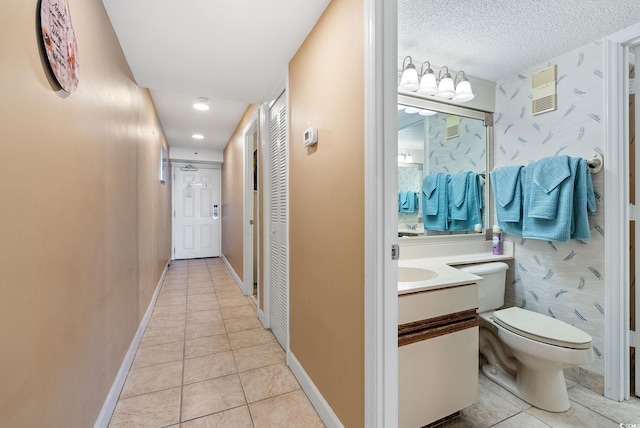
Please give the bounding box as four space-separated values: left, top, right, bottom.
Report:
604 23 640 402
364 0 398 426
171 161 222 260
243 110 260 297
258 103 271 327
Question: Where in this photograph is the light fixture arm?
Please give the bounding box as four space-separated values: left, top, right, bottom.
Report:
454 70 468 85
420 61 433 76
402 56 413 71
437 65 451 81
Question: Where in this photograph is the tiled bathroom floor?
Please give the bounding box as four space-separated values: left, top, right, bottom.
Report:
440 370 640 427
108 258 324 428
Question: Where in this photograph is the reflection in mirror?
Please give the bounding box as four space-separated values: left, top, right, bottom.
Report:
398 98 492 238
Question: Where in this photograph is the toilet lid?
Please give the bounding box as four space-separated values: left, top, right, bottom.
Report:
492 307 592 350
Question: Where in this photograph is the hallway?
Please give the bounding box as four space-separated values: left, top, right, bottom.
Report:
108 258 324 427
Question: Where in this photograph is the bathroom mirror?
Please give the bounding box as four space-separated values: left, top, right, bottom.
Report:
397 94 494 240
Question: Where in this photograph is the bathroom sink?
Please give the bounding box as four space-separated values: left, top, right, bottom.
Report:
398 267 438 282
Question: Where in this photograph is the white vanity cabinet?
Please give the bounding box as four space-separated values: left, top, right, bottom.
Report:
398 283 479 428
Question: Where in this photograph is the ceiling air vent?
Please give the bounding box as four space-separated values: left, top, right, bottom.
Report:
445 115 460 139
532 65 557 115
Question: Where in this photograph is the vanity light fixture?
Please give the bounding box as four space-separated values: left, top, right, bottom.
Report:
193 97 210 111
398 56 420 92
399 57 476 103
398 151 413 163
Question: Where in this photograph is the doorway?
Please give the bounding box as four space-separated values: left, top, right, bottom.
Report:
243 113 260 300
172 164 221 260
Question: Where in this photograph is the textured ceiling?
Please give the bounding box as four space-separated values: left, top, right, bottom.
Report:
102 0 330 151
399 0 640 82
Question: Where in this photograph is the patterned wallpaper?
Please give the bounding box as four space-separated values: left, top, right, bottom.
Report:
427 113 486 176
494 41 605 374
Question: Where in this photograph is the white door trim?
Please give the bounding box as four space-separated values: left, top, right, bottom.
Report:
259 102 271 328
243 111 260 296
364 0 398 426
603 23 640 402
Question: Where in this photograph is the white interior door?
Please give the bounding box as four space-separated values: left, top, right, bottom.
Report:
269 93 289 350
173 165 221 260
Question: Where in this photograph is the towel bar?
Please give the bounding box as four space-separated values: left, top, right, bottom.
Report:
587 154 603 173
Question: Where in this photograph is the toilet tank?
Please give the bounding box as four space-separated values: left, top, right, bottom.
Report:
459 262 509 313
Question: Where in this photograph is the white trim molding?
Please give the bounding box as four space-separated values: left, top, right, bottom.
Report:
603 22 640 402
221 254 244 290
242 111 260 297
364 0 398 426
288 351 344 428
94 260 171 428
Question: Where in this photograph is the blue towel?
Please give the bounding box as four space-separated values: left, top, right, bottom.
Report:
529 156 570 219
522 157 580 241
422 174 439 215
490 166 524 236
449 172 470 221
571 158 596 239
449 172 483 231
422 173 449 231
398 191 418 213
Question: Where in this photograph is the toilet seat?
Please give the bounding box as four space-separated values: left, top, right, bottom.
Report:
492 307 592 350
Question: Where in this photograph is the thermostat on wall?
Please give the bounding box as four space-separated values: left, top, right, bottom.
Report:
303 127 318 146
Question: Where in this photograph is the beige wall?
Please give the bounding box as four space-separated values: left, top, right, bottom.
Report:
222 105 259 281
288 0 365 426
0 0 171 426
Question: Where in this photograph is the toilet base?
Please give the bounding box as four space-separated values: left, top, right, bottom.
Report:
481 363 570 413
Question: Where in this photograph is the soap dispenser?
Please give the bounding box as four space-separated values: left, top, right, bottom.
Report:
492 225 503 255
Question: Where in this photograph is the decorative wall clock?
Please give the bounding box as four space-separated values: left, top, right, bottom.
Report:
39 0 79 93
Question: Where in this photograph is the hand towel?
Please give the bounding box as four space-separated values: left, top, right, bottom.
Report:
422 174 439 215
449 172 471 221
571 158 597 239
522 157 579 241
490 165 524 235
528 156 570 219
399 191 417 213
422 173 449 231
450 172 483 231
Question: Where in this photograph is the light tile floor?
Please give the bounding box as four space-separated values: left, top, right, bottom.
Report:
440 370 640 427
109 258 640 428
108 258 324 428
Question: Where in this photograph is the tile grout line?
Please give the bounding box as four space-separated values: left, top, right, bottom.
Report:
209 261 257 428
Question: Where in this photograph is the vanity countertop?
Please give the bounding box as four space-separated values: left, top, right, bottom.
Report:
398 241 514 295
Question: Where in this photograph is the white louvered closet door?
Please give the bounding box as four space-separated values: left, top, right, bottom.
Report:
269 94 288 350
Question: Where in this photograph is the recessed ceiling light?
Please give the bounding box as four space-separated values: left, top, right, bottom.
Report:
192 134 204 140
193 97 210 111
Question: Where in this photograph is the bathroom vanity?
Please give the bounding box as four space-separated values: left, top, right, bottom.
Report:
397 240 514 427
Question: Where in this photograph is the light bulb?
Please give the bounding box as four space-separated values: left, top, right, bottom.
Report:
436 76 455 99
417 71 438 96
453 80 475 102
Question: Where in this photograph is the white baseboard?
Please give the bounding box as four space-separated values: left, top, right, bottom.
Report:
93 259 170 428
287 351 344 428
221 254 243 290
257 307 269 329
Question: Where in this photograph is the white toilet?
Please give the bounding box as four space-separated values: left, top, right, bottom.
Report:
460 262 593 412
